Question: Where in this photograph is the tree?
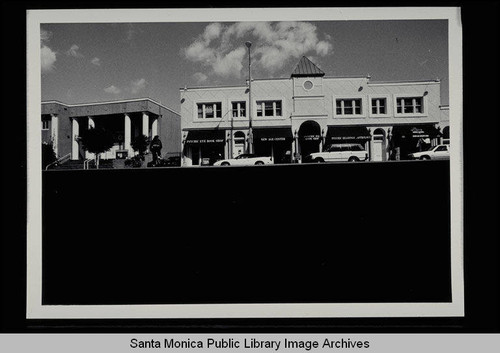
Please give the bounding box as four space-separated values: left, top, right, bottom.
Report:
79 126 115 169
42 141 57 169
131 134 150 156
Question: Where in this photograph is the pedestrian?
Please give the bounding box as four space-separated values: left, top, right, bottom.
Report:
149 135 162 166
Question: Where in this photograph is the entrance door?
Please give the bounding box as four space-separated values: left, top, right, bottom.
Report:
233 131 246 158
372 129 386 161
372 139 383 161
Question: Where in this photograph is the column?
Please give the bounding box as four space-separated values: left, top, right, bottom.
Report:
50 114 58 157
86 117 95 160
151 117 158 138
124 113 131 156
142 112 149 138
71 118 79 160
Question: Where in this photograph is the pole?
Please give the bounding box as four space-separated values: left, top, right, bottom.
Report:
245 41 253 154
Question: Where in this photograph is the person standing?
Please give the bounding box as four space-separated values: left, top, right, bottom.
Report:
149 135 163 166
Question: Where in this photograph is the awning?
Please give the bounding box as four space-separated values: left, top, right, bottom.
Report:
391 125 441 139
253 128 293 142
326 126 372 142
184 130 225 144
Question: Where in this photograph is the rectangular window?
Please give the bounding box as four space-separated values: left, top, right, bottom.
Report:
336 99 362 116
256 100 282 117
42 120 50 130
197 102 222 119
397 97 423 114
232 101 246 118
371 98 386 115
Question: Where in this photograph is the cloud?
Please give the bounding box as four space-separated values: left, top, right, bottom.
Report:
40 29 57 73
91 57 101 66
182 21 333 79
40 29 52 43
66 44 83 58
104 85 121 94
193 72 208 84
130 78 146 94
41 45 57 73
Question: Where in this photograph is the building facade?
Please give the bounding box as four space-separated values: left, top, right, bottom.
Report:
42 98 181 161
180 56 449 166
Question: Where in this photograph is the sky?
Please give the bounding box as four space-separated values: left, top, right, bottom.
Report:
40 19 449 113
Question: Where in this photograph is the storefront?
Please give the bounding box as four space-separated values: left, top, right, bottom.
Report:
390 124 442 160
253 128 293 164
325 126 372 148
183 129 226 166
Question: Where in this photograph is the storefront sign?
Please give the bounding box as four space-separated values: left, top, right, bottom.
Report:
260 137 287 142
330 136 371 141
187 138 224 144
302 135 321 141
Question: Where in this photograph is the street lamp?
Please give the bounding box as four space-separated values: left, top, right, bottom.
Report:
245 41 253 154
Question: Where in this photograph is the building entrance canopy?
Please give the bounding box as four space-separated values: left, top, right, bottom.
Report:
253 128 293 143
185 130 225 144
326 126 371 142
391 125 441 139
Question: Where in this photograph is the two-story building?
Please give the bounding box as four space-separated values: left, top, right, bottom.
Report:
42 98 181 163
180 56 449 166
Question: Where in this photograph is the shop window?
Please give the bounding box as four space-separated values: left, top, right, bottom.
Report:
256 100 282 117
42 120 50 130
232 101 246 118
371 98 387 115
336 99 362 116
396 97 423 114
197 102 222 119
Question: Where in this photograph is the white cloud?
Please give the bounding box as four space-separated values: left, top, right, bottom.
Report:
40 29 56 73
91 57 101 66
41 45 57 73
40 29 52 43
130 78 146 94
66 44 83 58
183 21 333 79
193 72 208 84
104 85 121 94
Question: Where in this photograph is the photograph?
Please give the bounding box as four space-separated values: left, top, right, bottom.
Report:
26 7 463 320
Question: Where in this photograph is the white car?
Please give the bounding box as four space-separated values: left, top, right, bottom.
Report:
408 144 450 160
304 143 369 163
213 154 273 166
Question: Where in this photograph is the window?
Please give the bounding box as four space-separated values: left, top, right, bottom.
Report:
371 98 387 115
435 146 447 152
256 100 282 117
336 99 362 116
197 102 222 119
303 80 313 90
42 120 50 130
232 101 246 118
396 97 423 114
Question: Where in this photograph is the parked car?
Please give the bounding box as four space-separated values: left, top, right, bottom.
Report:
213 154 273 166
304 143 369 163
408 144 450 160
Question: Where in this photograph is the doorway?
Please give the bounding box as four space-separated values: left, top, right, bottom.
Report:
298 121 321 161
372 128 386 161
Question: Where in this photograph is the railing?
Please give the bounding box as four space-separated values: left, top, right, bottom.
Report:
83 158 94 170
45 153 71 170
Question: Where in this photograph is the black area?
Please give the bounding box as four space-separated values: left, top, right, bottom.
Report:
42 161 451 305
